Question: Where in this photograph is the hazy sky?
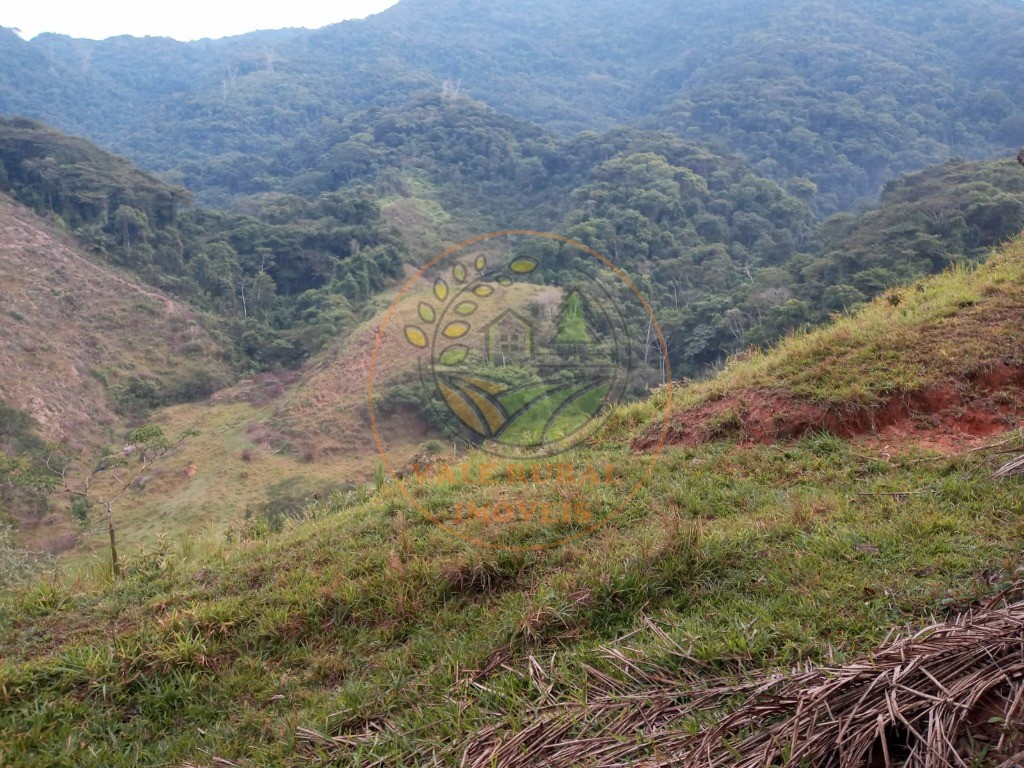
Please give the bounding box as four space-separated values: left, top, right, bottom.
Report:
5 0 401 42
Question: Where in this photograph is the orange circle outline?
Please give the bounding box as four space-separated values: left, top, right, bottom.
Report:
368 230 673 552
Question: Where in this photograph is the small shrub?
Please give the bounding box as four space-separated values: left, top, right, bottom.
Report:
71 496 92 528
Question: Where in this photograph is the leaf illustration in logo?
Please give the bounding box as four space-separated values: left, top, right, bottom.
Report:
459 376 508 395
438 381 487 435
404 326 428 348
434 278 449 302
510 258 538 274
453 264 467 283
439 378 508 435
454 301 478 316
497 277 512 287
455 384 507 434
443 321 470 339
439 345 468 366
473 284 495 298
474 255 486 272
418 302 436 324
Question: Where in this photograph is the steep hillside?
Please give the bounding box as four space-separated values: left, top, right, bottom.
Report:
0 116 410 369
0 115 193 283
633 237 1024 454
62 276 574 555
2 230 1023 767
0 193 228 451
2 0 1023 209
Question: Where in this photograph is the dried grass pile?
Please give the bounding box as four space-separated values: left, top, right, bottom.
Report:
992 454 1024 479
461 588 1024 768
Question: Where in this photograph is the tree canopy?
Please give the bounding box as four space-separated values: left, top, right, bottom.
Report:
1 0 1023 212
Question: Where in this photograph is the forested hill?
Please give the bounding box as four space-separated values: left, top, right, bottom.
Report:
2 0 1024 211
6 111 1024 384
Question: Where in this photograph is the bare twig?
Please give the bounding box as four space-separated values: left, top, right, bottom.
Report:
992 454 1024 480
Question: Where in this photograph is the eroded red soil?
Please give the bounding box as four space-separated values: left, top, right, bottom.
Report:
634 362 1024 455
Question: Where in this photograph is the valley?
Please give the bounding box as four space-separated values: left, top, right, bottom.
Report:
1 1 1024 766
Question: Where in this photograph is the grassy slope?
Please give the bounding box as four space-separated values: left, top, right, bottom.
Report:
0 194 231 552
78 271 562 555
669 239 1024 409
0 194 227 450
624 237 1024 456
272 277 556 458
2 245 1024 766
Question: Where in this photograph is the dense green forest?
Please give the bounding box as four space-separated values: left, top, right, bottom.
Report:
1 0 1023 211
815 159 1024 294
4 112 1024 384
0 117 408 370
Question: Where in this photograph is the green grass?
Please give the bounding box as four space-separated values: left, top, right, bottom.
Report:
1 433 1022 766
3 241 1024 766
662 239 1024 413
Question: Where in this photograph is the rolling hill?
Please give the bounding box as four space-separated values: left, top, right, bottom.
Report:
1 230 1023 767
0 193 227 451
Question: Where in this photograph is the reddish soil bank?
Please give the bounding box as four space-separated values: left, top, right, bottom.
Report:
633 363 1024 455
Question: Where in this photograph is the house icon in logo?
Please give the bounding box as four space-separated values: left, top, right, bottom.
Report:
483 309 534 364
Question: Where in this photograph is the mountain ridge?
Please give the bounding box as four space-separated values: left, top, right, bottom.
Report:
3 0 1024 210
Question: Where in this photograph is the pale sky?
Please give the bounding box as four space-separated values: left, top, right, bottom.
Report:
5 0 401 42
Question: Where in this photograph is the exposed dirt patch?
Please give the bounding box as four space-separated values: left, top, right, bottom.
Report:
212 371 300 407
633 363 1024 455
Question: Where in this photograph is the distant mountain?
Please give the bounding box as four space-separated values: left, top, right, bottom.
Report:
2 0 1024 210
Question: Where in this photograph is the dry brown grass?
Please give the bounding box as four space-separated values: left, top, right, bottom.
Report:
272 278 560 459
0 193 227 452
461 586 1024 768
